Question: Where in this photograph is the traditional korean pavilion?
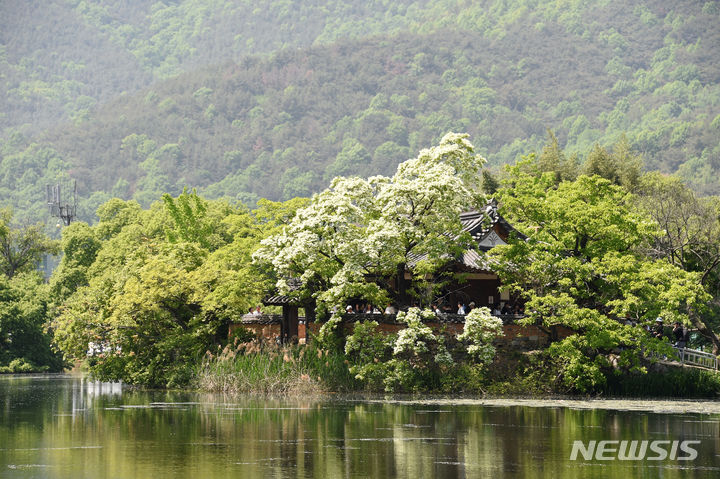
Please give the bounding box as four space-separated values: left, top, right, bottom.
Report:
439 198 526 310
241 199 525 343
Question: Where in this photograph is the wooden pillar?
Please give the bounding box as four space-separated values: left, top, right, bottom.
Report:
288 306 299 341
281 305 299 343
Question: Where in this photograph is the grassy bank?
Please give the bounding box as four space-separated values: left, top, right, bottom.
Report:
0 358 54 374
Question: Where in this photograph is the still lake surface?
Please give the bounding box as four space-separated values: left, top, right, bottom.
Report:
1 374 719 478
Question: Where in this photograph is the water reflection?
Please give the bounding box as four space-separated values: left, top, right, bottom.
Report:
0 374 718 478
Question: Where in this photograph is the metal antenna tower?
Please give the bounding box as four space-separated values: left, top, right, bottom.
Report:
46 180 77 226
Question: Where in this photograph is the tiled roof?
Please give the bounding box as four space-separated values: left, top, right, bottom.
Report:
460 198 525 249
408 200 519 271
263 295 301 306
460 249 491 271
262 276 304 306
241 314 282 324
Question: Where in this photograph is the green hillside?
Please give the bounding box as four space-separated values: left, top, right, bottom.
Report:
1 0 719 224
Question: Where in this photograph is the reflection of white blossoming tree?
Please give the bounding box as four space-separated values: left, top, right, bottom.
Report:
253 133 486 316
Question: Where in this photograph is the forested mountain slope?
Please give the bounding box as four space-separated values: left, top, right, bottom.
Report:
44 28 623 204
1 0 718 224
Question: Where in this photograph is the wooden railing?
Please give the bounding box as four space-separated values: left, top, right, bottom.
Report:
673 347 719 370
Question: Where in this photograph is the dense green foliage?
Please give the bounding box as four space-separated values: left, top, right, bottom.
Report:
0 208 59 278
3 0 720 390
339 308 502 392
636 173 720 348
1 0 719 227
0 211 63 372
602 367 720 398
50 191 306 386
0 272 64 373
487 152 718 392
251 132 720 394
6 131 712 395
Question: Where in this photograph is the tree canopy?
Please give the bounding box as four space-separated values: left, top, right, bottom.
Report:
488 160 713 391
26 132 720 394
0 210 62 372
254 133 485 313
51 191 306 386
0 209 58 278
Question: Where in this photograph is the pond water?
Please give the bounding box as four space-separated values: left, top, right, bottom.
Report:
1 374 719 478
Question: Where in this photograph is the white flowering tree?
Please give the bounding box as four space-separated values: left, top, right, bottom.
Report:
253 133 486 314
457 307 504 364
393 308 453 366
341 307 503 392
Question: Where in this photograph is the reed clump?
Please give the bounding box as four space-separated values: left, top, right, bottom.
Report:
194 337 357 395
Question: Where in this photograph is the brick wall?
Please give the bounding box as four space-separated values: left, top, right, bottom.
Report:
230 322 280 339
233 314 576 349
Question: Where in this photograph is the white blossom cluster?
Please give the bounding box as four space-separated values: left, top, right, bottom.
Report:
253 133 486 311
394 307 453 366
457 307 504 364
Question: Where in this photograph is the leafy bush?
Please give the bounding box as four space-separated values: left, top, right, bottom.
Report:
341 308 503 392
344 320 394 390
602 368 720 398
227 326 255 345
483 352 565 396
0 358 49 374
315 313 344 352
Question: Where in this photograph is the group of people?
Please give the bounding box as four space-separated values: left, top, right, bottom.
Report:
451 301 524 316
652 317 691 348
245 306 263 316
340 301 524 316
343 303 385 314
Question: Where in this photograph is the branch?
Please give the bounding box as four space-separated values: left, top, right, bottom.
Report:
700 255 720 286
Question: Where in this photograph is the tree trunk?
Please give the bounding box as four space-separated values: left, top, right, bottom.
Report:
304 299 316 323
396 262 407 307
689 311 720 355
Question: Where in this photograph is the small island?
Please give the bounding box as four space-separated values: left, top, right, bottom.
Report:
3 133 718 400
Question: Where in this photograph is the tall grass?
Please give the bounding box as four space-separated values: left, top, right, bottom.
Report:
602 368 720 398
193 339 358 395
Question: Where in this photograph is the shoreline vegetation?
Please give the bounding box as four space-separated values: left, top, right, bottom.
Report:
192 332 720 400
5 373 720 418
3 133 720 400
7 322 720 400
6 334 720 400
194 339 355 396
